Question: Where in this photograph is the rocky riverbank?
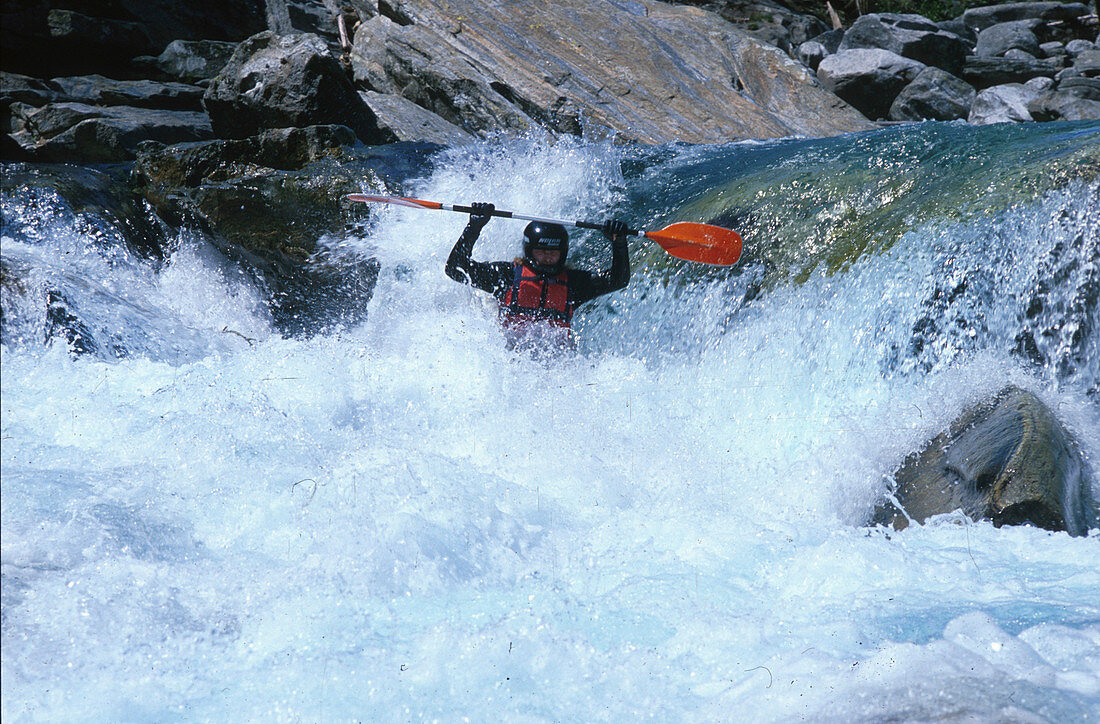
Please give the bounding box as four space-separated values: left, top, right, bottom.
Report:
4 1 1098 168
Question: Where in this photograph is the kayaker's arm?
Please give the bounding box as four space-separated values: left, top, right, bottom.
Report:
445 204 512 296
570 221 630 306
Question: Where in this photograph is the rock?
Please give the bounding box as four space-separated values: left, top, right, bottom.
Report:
968 83 1040 123
203 31 392 144
0 162 171 262
797 41 829 71
872 386 1098 537
49 75 205 111
809 28 846 54
0 1 266 78
938 19 977 46
151 39 239 82
350 15 537 137
1039 40 1066 59
132 129 440 334
1058 75 1100 100
1075 49 1100 76
1024 75 1056 92
1029 88 1100 119
351 0 873 144
8 102 213 162
961 54 1061 88
974 20 1043 58
676 0 828 54
46 8 158 58
888 67 976 121
360 91 475 145
838 13 972 74
1064 39 1097 58
961 2 1090 32
817 48 926 120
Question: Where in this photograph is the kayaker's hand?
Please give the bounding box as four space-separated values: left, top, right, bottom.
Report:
602 219 628 242
468 202 495 229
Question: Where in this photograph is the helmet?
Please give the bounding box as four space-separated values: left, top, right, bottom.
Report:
523 221 569 275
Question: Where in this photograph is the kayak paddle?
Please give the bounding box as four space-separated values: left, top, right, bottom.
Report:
347 194 743 266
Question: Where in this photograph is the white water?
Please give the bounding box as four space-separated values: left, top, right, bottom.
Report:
3 135 1099 722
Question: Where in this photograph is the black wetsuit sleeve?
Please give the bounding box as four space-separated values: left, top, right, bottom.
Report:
569 238 630 307
445 222 513 297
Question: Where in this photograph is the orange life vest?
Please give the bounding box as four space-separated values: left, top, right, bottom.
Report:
500 262 574 330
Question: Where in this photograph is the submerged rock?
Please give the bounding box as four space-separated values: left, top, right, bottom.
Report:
873 386 1098 537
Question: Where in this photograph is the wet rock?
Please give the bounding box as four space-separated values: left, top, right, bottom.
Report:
817 48 926 120
132 129 440 334
873 386 1098 537
0 162 172 261
8 102 213 163
838 13 972 74
204 31 392 144
888 67 976 121
45 289 97 355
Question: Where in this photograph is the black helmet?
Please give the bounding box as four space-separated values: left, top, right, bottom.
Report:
523 221 569 274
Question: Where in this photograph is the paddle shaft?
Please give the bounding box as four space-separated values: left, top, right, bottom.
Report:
439 202 638 236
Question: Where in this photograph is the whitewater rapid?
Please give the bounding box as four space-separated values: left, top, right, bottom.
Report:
3 128 1099 722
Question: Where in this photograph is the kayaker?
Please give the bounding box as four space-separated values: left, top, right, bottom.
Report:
445 202 630 350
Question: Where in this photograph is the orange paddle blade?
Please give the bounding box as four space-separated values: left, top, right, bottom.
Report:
347 194 443 210
644 222 743 266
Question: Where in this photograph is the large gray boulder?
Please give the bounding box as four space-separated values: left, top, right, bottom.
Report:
203 31 392 144
838 13 972 74
350 0 874 144
974 20 1043 58
817 48 926 120
873 386 1098 537
889 67 976 121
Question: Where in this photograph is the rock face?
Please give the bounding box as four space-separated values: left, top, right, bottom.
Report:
349 0 874 144
203 31 392 144
873 386 1098 537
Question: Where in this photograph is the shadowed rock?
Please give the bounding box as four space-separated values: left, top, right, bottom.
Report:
873 386 1098 537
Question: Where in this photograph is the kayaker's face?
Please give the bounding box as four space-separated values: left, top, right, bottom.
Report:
532 248 561 266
